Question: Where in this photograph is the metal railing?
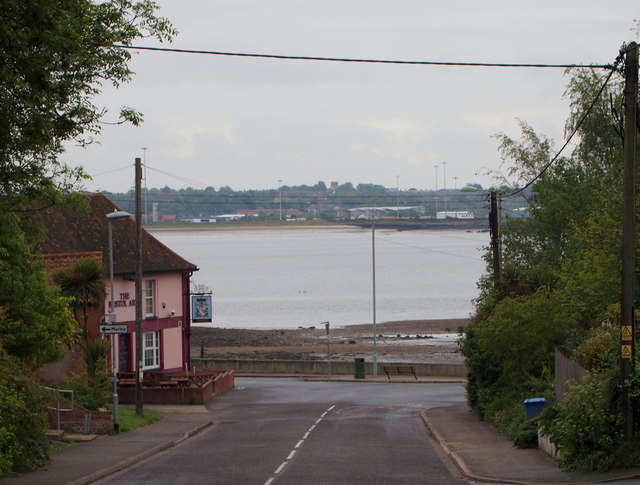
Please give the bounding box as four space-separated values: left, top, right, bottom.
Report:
45 387 74 431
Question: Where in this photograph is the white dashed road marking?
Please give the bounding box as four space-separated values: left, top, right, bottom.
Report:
263 405 335 484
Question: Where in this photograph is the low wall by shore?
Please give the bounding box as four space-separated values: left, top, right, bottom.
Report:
191 358 467 378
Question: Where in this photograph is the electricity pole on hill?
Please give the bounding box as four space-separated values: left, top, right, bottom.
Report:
620 41 638 441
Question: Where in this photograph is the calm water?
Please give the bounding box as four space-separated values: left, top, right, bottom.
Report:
150 227 489 329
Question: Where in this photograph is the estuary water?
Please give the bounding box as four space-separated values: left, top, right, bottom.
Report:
150 227 489 329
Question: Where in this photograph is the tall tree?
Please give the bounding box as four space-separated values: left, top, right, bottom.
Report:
461 63 635 453
0 0 176 202
0 212 75 368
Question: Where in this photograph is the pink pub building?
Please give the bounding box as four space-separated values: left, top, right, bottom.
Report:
35 193 198 378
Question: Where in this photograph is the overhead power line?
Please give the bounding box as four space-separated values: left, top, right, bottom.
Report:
501 62 619 198
116 44 613 70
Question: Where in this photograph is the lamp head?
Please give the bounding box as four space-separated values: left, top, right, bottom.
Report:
106 210 131 221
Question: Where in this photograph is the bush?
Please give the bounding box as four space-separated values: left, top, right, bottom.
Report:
540 370 624 471
461 288 574 441
65 339 112 411
513 417 540 449
65 356 112 411
479 391 544 449
0 351 50 476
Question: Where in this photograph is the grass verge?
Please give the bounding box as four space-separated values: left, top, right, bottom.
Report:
117 405 163 432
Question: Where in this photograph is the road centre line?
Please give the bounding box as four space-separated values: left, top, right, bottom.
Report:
264 405 335 485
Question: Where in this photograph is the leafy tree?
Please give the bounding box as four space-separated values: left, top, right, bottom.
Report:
335 182 357 193
0 0 176 202
0 1 175 475
53 257 105 342
0 212 76 368
0 350 52 476
462 60 636 460
356 183 387 195
0 213 77 474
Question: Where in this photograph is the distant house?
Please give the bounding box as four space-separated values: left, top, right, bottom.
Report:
34 194 198 379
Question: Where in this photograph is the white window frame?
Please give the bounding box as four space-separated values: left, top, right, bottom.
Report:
143 331 160 370
144 279 156 317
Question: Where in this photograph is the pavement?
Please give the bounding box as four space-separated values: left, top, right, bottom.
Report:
1 377 640 485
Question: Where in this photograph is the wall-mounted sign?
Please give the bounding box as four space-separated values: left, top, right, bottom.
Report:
191 293 212 323
99 324 128 334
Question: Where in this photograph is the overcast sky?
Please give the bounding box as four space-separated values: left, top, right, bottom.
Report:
63 0 639 193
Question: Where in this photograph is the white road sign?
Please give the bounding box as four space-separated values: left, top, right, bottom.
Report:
99 324 128 334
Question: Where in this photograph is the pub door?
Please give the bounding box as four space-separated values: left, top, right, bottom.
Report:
118 334 131 373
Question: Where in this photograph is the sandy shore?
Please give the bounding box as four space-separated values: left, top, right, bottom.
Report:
191 318 470 364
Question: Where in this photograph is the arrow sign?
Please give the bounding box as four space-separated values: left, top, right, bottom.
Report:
99 324 128 334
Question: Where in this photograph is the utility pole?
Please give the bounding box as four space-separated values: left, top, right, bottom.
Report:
396 175 400 219
620 41 638 441
278 179 283 221
135 157 144 417
489 190 501 288
142 147 148 223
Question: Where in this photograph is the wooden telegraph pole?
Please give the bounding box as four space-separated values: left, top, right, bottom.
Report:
489 190 501 287
621 41 638 441
135 157 144 416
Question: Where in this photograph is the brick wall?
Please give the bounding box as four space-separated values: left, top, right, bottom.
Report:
118 370 235 405
48 407 113 435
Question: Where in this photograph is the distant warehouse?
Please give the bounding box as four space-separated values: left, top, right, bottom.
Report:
436 211 475 220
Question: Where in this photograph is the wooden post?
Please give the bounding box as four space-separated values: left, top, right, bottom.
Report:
620 41 638 440
135 157 144 416
489 190 501 287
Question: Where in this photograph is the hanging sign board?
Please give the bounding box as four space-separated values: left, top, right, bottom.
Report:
191 293 213 323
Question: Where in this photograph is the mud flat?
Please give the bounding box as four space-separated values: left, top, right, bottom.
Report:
191 318 470 364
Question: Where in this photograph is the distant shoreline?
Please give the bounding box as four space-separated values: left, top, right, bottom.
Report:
145 219 489 233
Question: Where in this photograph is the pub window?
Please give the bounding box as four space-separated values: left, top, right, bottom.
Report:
143 331 160 369
144 279 155 317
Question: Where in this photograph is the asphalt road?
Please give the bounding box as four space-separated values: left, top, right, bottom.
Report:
98 378 472 485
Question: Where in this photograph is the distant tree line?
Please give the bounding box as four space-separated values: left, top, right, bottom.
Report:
101 181 528 221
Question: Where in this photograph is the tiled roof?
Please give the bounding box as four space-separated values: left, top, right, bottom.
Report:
41 251 103 280
33 194 198 276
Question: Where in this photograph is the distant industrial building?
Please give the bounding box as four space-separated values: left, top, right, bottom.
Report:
338 206 426 220
436 211 475 220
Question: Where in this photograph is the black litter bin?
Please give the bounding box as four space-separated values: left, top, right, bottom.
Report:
354 358 365 379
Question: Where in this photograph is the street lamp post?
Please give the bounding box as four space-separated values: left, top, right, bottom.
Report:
442 161 447 213
106 210 131 433
372 222 378 377
434 165 439 216
323 321 331 379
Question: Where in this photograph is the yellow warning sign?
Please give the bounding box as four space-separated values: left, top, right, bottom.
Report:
622 345 633 359
622 326 633 341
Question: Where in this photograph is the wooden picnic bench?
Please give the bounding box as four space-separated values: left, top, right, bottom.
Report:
382 365 418 380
